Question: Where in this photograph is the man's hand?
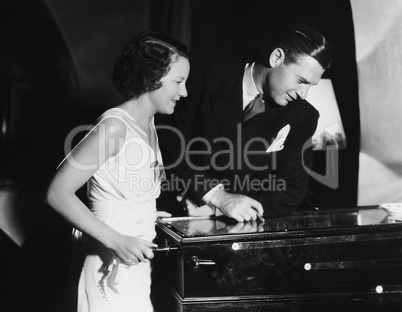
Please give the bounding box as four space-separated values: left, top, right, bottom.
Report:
209 190 263 222
177 195 216 217
156 211 172 218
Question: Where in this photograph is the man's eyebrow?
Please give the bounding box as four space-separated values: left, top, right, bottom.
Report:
297 76 315 85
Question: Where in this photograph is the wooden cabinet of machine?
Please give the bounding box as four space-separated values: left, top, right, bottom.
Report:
152 207 402 311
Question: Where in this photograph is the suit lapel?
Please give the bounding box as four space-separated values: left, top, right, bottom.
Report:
242 100 289 146
206 64 291 151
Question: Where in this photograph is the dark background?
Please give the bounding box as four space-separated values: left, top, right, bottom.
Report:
0 1 358 311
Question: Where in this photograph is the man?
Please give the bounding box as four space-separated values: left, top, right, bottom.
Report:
155 23 332 222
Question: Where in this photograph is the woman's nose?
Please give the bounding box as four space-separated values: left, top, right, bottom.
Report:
179 85 188 98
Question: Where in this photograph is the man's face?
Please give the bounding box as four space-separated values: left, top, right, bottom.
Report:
263 54 325 106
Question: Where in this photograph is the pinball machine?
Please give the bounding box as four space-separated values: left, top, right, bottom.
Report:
152 206 402 311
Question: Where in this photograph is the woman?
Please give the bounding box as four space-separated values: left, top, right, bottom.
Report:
46 31 190 312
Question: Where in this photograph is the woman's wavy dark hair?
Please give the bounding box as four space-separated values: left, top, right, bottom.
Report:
113 31 190 99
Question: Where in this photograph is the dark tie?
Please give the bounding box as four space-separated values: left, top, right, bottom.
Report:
243 94 265 123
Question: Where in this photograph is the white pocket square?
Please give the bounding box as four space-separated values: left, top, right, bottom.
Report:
266 124 291 152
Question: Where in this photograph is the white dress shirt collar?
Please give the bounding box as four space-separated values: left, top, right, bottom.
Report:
242 62 260 110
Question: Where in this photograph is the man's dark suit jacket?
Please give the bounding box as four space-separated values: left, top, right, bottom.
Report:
155 63 319 217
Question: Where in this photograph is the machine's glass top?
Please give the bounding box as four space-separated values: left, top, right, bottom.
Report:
157 206 402 238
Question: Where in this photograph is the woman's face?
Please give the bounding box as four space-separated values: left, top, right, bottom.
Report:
150 55 190 115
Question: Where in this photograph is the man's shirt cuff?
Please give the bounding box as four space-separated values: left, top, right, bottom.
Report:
202 183 225 204
202 184 224 216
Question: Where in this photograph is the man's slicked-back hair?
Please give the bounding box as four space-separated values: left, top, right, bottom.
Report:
113 31 190 99
256 23 332 70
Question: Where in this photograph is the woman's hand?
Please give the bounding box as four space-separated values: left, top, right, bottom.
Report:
111 234 158 265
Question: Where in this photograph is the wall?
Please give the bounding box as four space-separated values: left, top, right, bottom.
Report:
351 0 402 205
45 0 150 105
